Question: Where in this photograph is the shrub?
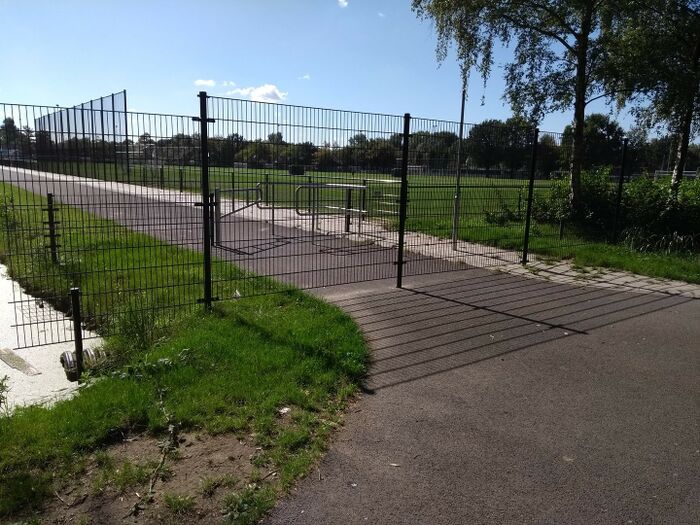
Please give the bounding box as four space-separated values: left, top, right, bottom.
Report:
484 189 522 225
532 175 570 223
621 175 700 245
288 164 305 176
532 170 700 254
621 175 667 232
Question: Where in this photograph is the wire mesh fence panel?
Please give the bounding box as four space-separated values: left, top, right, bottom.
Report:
206 96 407 298
402 117 538 276
526 130 584 259
2 91 671 349
1 102 204 348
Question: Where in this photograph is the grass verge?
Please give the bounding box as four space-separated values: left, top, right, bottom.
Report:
0 183 368 523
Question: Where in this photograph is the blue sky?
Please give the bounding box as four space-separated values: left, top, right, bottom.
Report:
0 0 632 133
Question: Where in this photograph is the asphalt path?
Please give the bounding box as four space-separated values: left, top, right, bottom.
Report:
266 272 699 524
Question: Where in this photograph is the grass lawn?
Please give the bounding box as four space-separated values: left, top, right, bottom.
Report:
0 183 369 523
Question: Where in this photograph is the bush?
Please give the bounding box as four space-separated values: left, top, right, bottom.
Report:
532 175 570 223
289 164 305 176
533 168 615 229
621 176 700 245
621 175 667 232
532 170 700 254
484 189 524 225
578 167 616 229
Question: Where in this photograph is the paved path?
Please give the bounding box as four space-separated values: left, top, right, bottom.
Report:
266 270 700 524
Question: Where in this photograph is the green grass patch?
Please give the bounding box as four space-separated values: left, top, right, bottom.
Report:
163 492 196 515
0 183 368 521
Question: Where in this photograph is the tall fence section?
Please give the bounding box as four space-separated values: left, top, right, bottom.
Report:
1 91 635 355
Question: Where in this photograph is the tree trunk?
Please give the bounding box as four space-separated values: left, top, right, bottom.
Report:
669 34 700 203
669 109 692 201
569 4 593 215
569 96 586 213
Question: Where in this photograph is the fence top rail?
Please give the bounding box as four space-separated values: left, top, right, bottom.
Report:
0 102 197 121
206 96 563 139
207 95 408 121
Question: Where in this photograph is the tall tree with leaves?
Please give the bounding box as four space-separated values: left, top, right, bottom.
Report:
606 0 700 201
412 0 628 212
562 113 626 169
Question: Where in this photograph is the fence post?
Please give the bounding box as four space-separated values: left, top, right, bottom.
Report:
45 193 60 264
344 187 352 233
214 188 221 246
195 91 214 310
521 127 539 265
124 90 131 184
209 192 216 247
361 178 367 224
613 138 628 243
396 113 411 288
70 287 84 379
451 85 467 250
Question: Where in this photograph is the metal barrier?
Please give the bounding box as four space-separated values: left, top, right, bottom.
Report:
293 182 367 234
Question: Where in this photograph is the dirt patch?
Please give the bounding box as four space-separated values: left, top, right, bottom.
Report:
35 432 261 525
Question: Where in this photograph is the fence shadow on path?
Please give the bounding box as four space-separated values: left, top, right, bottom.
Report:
329 270 696 391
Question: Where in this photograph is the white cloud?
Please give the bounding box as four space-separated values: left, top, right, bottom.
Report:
226 84 288 103
298 73 311 81
194 79 216 87
338 0 348 8
221 80 236 87
378 12 385 18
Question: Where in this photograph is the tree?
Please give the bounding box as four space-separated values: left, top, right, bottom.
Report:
464 120 508 173
236 140 271 168
537 134 563 177
503 117 532 175
412 0 629 211
267 132 285 145
366 139 398 171
138 132 154 144
209 133 246 166
297 142 318 165
562 113 625 169
345 133 370 167
313 148 338 170
35 130 53 160
0 118 19 147
606 0 700 200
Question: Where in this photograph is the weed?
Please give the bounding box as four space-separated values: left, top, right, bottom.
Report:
222 485 275 525
163 492 195 515
0 195 19 233
0 375 9 417
200 474 237 498
92 454 152 493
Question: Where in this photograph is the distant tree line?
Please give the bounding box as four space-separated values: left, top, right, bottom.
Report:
3 113 698 177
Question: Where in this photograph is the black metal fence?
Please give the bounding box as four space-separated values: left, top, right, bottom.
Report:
1 92 639 351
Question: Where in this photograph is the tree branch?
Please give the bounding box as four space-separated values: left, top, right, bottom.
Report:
585 88 636 106
500 13 576 53
515 0 579 37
